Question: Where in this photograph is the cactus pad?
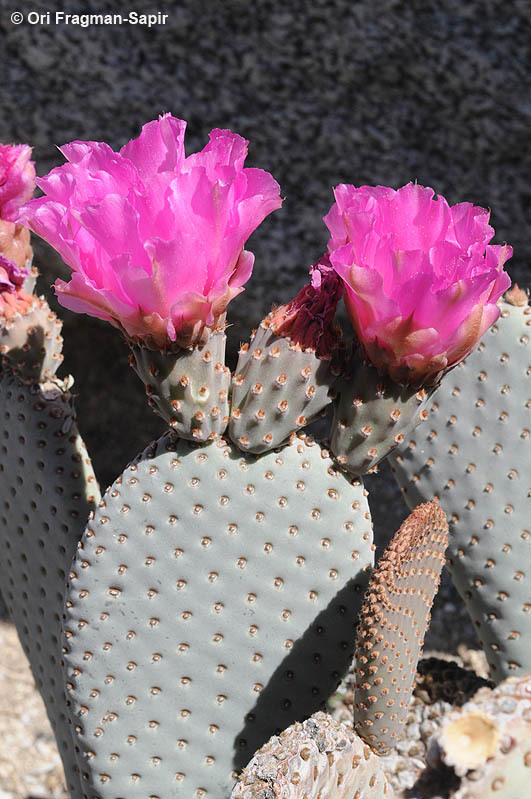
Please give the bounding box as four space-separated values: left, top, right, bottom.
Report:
389 294 531 680
353 501 448 754
231 711 394 797
0 372 100 797
229 322 337 454
330 354 435 477
63 432 374 797
130 331 230 440
0 296 63 383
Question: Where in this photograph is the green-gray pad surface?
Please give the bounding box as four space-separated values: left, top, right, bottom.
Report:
388 300 530 680
0 374 100 798
63 432 374 798
229 325 334 454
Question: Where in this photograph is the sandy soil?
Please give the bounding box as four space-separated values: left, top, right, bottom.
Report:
0 622 67 799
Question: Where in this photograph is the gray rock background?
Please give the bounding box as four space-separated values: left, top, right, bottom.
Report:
1 0 529 646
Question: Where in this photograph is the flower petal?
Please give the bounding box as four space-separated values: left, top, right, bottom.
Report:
326 182 512 384
120 114 186 178
384 182 451 251
21 118 282 347
0 143 36 221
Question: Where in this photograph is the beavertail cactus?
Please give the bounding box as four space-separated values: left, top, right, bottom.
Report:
452 719 531 798
0 308 99 795
231 711 395 797
366 657 493 796
326 182 512 475
6 119 526 799
19 115 282 350
129 330 231 440
63 432 374 797
353 501 448 754
0 278 63 384
325 183 512 386
0 145 60 383
229 256 342 454
389 287 531 680
331 360 435 476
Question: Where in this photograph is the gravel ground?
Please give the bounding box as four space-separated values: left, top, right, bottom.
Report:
0 623 67 799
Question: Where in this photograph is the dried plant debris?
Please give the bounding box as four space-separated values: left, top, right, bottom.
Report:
231 711 394 797
422 673 531 797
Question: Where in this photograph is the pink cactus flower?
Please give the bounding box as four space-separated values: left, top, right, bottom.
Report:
19 115 282 349
0 254 34 320
0 144 35 270
325 182 512 385
0 254 26 290
0 144 36 222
